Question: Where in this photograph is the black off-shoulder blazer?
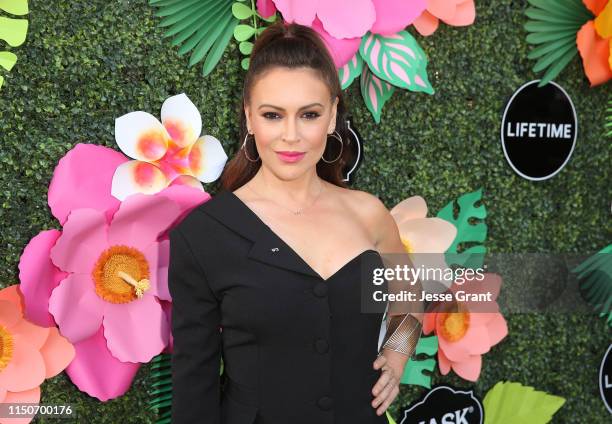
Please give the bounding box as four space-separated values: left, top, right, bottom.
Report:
168 189 389 424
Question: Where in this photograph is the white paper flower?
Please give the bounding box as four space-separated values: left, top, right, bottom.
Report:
111 93 228 200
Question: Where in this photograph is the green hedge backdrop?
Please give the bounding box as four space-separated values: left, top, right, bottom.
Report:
0 0 609 422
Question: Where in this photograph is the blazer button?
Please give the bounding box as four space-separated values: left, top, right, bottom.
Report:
314 338 329 354
313 282 328 297
317 396 333 411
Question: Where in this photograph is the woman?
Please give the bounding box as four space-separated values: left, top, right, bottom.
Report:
169 21 423 424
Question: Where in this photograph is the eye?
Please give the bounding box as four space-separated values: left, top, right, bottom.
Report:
263 112 280 120
262 111 321 120
303 112 321 120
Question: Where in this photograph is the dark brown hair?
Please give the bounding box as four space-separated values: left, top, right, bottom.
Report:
220 21 351 192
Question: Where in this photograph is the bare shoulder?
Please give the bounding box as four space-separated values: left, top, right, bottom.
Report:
341 188 387 223
328 184 401 251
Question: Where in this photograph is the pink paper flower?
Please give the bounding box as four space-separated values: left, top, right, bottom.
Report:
20 241 142 401
63 326 140 402
47 193 181 363
257 0 426 67
0 285 74 424
19 143 211 400
160 300 174 353
23 144 210 329
413 0 476 37
423 273 508 381
257 0 277 19
112 93 228 200
48 143 128 226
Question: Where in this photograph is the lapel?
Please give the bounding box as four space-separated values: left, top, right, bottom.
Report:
199 189 321 280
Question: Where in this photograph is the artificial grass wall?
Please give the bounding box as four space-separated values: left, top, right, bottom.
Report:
0 0 609 422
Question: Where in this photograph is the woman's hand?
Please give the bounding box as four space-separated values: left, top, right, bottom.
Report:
371 349 409 416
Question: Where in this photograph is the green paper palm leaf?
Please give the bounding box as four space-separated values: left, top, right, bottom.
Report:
524 0 593 86
149 352 225 423
359 30 434 95
148 353 173 424
338 52 364 90
437 188 487 269
572 244 612 327
149 0 238 77
0 0 29 91
606 97 612 137
360 65 395 124
400 336 438 389
231 1 276 70
483 381 566 423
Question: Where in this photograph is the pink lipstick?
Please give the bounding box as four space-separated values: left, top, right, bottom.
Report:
276 151 305 163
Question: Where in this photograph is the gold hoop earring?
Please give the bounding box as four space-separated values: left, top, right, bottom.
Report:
241 132 260 162
321 130 343 164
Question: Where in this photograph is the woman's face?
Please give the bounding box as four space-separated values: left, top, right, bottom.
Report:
244 66 339 180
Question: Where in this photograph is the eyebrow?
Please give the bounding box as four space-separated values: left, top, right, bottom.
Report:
258 102 324 111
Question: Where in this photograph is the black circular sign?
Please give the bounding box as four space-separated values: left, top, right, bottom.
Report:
500 80 577 181
600 344 612 414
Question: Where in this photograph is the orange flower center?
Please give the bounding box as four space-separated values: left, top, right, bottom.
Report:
92 245 151 304
0 324 14 372
400 237 413 254
439 312 470 342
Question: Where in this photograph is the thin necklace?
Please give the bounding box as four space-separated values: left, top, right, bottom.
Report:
244 181 325 216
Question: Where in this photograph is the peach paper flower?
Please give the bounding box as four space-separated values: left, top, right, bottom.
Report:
390 195 457 293
0 285 74 424
577 0 612 86
413 0 476 37
423 273 508 381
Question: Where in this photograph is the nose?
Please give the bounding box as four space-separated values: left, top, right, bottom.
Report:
282 116 299 142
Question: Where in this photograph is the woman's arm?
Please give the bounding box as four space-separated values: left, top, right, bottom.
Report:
364 194 424 416
168 227 222 424
374 199 424 325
